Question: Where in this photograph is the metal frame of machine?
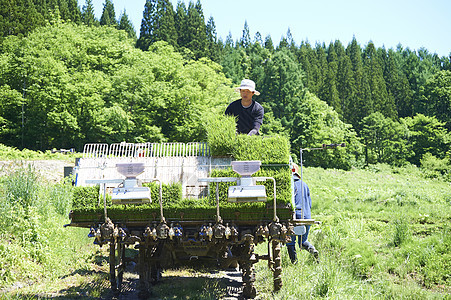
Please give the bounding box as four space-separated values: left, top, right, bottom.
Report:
67 142 319 298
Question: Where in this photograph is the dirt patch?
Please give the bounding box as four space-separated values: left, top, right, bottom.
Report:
0 159 74 183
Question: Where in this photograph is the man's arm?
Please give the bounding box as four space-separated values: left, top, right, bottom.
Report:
225 103 232 116
249 103 264 135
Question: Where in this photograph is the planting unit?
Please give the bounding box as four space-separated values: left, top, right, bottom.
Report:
67 141 316 298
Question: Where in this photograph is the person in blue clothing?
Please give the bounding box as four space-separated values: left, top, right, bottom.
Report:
225 79 264 135
287 163 319 263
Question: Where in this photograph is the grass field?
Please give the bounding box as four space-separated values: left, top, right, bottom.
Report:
253 164 450 299
0 161 449 299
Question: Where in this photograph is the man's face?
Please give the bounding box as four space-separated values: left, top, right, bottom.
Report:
240 89 254 101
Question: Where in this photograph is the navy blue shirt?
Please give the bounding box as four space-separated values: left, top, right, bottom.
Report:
225 99 264 134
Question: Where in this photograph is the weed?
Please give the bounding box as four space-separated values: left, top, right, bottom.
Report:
47 178 74 216
3 163 39 209
392 218 411 247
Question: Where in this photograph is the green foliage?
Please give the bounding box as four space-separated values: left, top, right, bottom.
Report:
205 115 291 163
1 0 450 172
421 70 451 129
402 114 450 166
0 0 82 39
232 135 291 164
0 163 93 287
0 23 234 151
291 92 363 169
71 182 183 210
0 143 77 160
144 181 183 205
420 152 451 180
72 185 102 209
99 0 117 27
3 163 39 209
204 114 236 156
361 112 412 165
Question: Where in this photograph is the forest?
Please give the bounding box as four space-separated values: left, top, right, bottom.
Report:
0 0 450 173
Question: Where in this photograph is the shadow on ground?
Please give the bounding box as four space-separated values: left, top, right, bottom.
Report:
3 268 246 300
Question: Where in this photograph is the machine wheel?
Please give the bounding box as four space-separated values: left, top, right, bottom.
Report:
139 243 164 296
271 240 283 292
109 240 126 293
241 242 257 299
241 261 256 299
138 244 150 297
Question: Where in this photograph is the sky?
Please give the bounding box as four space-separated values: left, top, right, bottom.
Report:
85 0 451 57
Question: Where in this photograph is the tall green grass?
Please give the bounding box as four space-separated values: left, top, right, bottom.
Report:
0 164 94 294
253 164 450 299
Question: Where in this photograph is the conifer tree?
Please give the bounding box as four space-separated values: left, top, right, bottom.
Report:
175 1 188 48
100 0 117 27
184 0 207 59
286 28 296 50
118 10 136 40
247 38 270 85
298 42 316 92
384 49 413 118
32 0 51 22
67 0 82 24
58 0 70 21
155 0 177 47
137 0 157 50
206 16 220 62
254 32 263 45
0 0 44 38
441 53 451 71
318 43 340 112
422 70 451 129
363 42 396 119
336 54 356 122
401 47 440 116
264 35 274 53
137 0 177 50
225 32 234 49
82 0 98 26
327 42 338 63
240 21 251 48
346 37 371 131
333 40 346 59
261 48 304 124
315 44 328 98
278 36 289 50
46 0 59 15
187 0 207 59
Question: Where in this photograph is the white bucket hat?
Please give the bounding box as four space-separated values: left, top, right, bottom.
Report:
235 79 260 96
